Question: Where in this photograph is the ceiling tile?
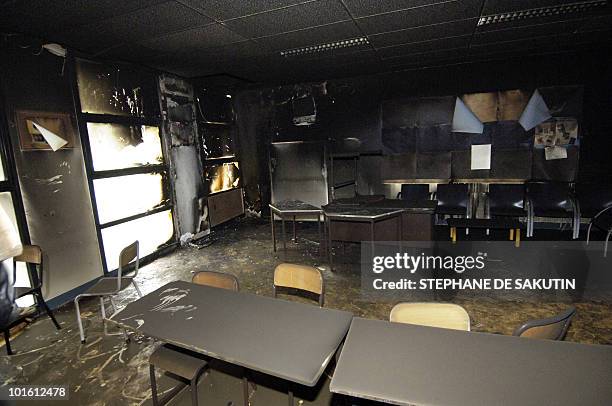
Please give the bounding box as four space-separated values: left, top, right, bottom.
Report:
578 13 612 32
178 0 310 21
141 23 247 53
252 21 362 51
96 43 167 62
53 1 212 53
0 0 168 34
369 18 477 48
378 35 471 59
354 0 482 34
482 0 599 14
473 20 582 45
222 0 351 38
344 0 460 18
388 48 466 68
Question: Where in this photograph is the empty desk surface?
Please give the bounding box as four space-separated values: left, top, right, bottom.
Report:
109 280 353 387
330 317 612 406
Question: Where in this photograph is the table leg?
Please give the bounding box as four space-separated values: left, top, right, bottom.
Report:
293 215 297 242
282 217 287 253
451 227 457 243
317 214 322 256
288 389 294 406
327 217 333 271
243 372 249 406
509 229 514 241
271 209 277 252
515 228 521 248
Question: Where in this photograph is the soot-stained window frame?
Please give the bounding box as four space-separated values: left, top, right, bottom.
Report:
69 55 176 274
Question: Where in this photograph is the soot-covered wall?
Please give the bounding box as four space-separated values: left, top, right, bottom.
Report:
0 45 104 303
235 49 612 209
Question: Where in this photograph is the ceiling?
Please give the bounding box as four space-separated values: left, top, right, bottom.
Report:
1 0 611 84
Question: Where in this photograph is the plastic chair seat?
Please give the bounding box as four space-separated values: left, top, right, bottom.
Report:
14 286 36 299
83 277 134 295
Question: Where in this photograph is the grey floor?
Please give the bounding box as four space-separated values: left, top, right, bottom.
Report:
1 217 611 405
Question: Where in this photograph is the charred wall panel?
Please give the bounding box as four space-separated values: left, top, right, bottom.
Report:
270 142 328 207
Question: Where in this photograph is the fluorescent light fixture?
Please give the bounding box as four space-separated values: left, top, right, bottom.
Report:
477 0 607 26
280 37 369 57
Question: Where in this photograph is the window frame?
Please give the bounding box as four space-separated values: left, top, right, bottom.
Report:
69 55 177 273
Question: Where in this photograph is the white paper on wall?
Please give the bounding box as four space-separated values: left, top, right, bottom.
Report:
471 144 491 170
545 146 568 160
452 97 484 134
519 89 552 131
32 121 68 151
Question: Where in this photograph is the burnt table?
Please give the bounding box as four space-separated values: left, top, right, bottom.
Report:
269 200 323 257
331 317 612 406
109 281 353 405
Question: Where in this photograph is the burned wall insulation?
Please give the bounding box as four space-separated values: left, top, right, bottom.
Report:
0 44 103 302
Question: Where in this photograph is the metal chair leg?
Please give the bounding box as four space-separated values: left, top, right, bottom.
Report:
604 230 612 258
150 364 159 406
37 291 61 330
243 376 249 406
100 297 108 336
4 329 12 355
132 281 143 298
74 297 85 343
587 222 593 244
191 375 198 406
288 389 294 406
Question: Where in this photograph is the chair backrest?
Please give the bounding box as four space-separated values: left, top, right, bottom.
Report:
576 183 612 218
488 184 525 213
14 245 42 264
13 245 43 289
399 184 429 202
118 241 139 280
513 307 576 340
192 271 239 291
273 263 324 306
527 182 572 212
389 302 470 331
436 184 469 215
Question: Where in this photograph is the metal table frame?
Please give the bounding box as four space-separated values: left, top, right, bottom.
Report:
109 281 352 406
269 202 323 256
331 317 612 406
324 209 404 269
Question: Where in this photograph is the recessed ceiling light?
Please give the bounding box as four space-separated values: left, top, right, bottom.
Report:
477 0 607 26
280 37 370 57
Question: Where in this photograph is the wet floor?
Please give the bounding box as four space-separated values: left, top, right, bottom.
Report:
1 217 611 405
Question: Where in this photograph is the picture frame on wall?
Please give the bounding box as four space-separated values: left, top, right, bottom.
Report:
15 110 74 151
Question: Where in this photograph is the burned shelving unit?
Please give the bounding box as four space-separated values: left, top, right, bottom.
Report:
195 89 244 227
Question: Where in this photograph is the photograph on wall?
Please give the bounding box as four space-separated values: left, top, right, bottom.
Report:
16 110 74 151
535 118 578 147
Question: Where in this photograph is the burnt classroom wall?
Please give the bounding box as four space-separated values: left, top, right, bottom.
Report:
235 48 612 208
0 45 104 301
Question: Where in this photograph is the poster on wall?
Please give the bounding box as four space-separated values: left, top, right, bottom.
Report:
534 118 578 146
471 144 491 170
16 110 74 151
